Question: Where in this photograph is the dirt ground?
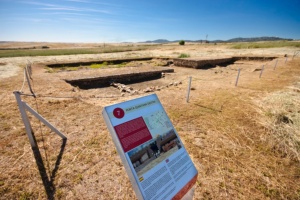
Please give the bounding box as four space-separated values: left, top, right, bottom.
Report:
0 43 300 199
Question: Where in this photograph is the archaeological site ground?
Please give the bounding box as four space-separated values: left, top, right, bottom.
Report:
0 41 299 199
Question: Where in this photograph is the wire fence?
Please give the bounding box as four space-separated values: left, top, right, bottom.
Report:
184 55 298 102
18 54 297 104
10 53 298 186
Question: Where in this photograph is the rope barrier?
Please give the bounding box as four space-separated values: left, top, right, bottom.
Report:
34 96 52 176
16 63 53 176
192 75 229 82
36 95 124 99
19 68 27 92
16 56 290 103
19 93 36 97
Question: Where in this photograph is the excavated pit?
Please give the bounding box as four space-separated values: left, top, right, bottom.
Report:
47 57 154 68
43 57 174 89
173 56 277 69
47 56 277 90
65 68 174 89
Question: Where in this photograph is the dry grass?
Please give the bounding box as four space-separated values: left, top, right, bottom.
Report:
167 87 300 199
0 45 300 199
256 81 300 162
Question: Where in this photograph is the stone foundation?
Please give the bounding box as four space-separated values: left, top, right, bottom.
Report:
65 68 174 89
173 56 277 69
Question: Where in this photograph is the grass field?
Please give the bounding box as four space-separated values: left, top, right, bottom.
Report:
231 40 300 49
2 41 300 58
0 45 156 58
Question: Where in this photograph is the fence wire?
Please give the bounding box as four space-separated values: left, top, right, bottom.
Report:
16 56 293 102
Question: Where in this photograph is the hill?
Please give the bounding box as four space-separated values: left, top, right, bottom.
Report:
142 36 293 43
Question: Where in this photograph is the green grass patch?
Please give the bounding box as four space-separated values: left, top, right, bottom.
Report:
0 45 157 58
46 65 83 73
90 61 126 69
46 61 128 73
90 62 108 69
231 41 300 49
178 53 190 58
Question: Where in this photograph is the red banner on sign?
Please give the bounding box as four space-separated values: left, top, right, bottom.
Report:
114 117 152 152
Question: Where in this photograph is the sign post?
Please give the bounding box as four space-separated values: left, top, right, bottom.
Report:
102 94 198 200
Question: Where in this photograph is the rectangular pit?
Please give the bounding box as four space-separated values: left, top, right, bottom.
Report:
65 68 174 89
173 56 277 69
47 57 154 68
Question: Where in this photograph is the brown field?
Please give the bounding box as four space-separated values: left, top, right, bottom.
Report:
0 42 300 199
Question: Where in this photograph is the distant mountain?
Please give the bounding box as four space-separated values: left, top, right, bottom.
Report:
142 37 293 44
143 39 170 43
226 37 293 43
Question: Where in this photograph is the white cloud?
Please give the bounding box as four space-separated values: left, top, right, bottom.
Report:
40 12 92 16
13 17 55 23
20 1 114 14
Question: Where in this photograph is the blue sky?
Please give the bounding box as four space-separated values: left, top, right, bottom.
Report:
0 0 299 42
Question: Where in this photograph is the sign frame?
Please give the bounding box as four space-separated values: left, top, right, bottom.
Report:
102 94 198 200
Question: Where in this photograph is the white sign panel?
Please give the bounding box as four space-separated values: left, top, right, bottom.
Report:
102 94 198 200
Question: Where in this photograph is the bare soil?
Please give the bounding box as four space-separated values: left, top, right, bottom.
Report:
0 43 299 199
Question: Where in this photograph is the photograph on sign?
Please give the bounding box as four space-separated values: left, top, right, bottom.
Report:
102 94 198 200
127 128 182 178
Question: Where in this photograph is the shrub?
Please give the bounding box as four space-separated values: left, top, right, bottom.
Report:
179 40 185 45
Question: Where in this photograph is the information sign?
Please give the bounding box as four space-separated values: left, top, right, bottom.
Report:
102 94 198 200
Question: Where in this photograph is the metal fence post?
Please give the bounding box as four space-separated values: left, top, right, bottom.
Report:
23 103 67 139
259 65 265 78
14 91 36 148
186 76 192 103
235 68 241 87
273 59 278 70
14 91 67 148
24 66 35 97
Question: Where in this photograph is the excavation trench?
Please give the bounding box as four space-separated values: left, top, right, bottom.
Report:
46 57 171 68
173 56 277 69
65 68 174 89
49 56 277 89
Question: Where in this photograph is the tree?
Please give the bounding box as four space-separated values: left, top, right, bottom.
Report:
179 40 185 45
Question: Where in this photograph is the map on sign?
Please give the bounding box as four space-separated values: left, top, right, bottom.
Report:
144 110 172 130
102 94 198 200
